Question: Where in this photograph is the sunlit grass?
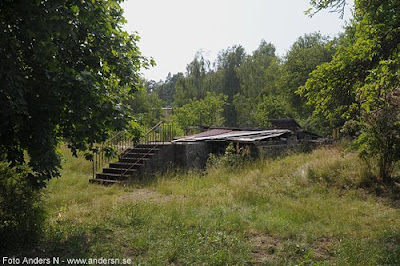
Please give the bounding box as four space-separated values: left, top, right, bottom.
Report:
37 144 400 265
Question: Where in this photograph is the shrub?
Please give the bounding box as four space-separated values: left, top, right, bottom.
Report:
206 142 250 170
0 162 45 250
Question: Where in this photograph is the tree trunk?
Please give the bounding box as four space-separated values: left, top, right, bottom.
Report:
379 155 392 183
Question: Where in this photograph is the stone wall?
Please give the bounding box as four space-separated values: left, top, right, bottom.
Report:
173 142 211 170
137 140 318 178
257 144 300 159
138 142 212 178
138 144 175 178
256 141 318 159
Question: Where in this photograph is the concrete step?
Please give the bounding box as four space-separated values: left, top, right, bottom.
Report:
109 162 143 169
89 178 121 185
103 168 137 175
122 152 155 159
124 147 160 154
119 157 150 164
134 144 159 149
96 173 132 181
91 142 170 185
135 143 171 149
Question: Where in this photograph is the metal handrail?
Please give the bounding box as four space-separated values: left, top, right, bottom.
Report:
119 121 174 178
92 131 134 179
91 121 175 180
144 121 163 137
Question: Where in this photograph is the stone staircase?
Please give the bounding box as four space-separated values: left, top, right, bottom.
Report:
89 144 162 185
89 121 175 185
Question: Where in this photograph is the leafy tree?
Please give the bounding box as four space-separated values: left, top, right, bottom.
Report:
216 45 246 127
129 83 163 127
280 33 336 118
174 52 211 107
357 88 400 182
153 72 183 105
173 92 227 132
234 41 283 127
307 0 347 18
0 0 150 186
300 0 400 181
254 96 293 128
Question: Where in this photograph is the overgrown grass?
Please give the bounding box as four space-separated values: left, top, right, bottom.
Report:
8 145 400 265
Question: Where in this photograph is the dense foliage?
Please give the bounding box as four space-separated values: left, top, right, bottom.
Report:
0 162 44 250
173 92 227 132
0 0 149 186
129 81 164 127
234 42 282 127
299 0 400 180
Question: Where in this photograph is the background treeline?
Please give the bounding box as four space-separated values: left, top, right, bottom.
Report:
135 32 338 135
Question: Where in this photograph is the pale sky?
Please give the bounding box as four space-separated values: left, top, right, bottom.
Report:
121 0 354 81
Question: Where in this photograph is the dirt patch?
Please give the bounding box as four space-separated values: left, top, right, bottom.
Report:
245 230 284 264
119 189 185 203
312 237 334 261
246 230 334 264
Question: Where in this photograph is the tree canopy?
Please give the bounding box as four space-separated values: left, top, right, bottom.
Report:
280 33 335 117
0 0 150 186
149 35 337 133
173 92 227 132
300 0 400 180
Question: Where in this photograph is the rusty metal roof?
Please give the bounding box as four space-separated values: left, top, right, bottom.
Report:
174 129 291 143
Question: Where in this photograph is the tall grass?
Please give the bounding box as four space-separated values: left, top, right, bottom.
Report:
13 144 400 265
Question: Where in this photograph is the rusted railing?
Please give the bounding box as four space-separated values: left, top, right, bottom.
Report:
119 121 175 178
92 121 175 180
92 131 134 179
141 121 174 144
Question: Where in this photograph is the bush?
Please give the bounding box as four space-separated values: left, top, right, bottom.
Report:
206 143 250 170
0 162 45 250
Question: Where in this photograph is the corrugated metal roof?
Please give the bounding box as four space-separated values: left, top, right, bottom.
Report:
189 129 232 138
174 129 232 142
227 132 290 142
174 129 291 143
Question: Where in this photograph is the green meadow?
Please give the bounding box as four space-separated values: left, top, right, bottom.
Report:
16 145 400 265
